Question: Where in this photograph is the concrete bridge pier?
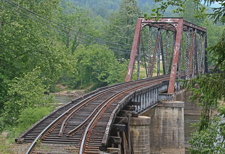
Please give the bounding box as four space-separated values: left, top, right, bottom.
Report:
141 101 185 154
130 116 151 154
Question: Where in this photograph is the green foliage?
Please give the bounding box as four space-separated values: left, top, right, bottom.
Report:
2 68 56 127
144 0 185 18
69 44 128 89
0 0 71 109
189 117 225 154
146 0 225 24
16 107 53 134
200 18 224 48
3 106 53 143
179 0 205 25
56 3 101 53
207 0 225 23
66 0 121 12
181 29 225 153
0 0 73 134
103 0 141 58
0 136 11 154
104 60 128 85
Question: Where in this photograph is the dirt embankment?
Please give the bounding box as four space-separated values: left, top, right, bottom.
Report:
52 84 85 97
54 90 85 97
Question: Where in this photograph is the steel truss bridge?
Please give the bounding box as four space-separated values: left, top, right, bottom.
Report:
16 17 208 154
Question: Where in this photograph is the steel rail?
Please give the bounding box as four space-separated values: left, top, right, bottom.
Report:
71 75 173 138
25 87 117 154
79 75 172 153
66 74 161 137
101 83 159 147
61 73 178 136
26 71 190 153
59 74 169 136
79 87 130 154
84 73 188 152
59 89 111 136
17 75 135 142
60 77 153 136
68 91 119 136
26 74 171 153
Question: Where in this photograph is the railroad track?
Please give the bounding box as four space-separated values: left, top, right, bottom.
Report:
17 73 188 154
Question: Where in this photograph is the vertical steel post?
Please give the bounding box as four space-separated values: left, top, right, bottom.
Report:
137 34 141 80
195 31 199 74
160 29 166 75
168 19 184 94
150 28 160 77
200 32 203 72
205 32 208 73
122 132 126 154
165 30 169 74
202 32 206 74
185 28 190 80
127 116 132 154
177 39 182 91
157 29 161 76
125 19 142 82
168 32 176 74
141 34 148 77
192 29 197 78
117 131 121 153
148 26 152 77
198 32 201 74
188 29 196 79
182 39 185 69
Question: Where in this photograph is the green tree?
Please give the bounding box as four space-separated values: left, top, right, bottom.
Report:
103 0 141 58
184 30 225 153
2 68 55 127
56 2 101 54
70 44 127 89
0 0 71 130
179 0 204 25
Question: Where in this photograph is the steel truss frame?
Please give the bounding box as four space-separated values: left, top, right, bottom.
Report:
125 17 207 94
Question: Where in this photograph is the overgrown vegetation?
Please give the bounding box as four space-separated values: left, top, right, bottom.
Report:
184 30 225 153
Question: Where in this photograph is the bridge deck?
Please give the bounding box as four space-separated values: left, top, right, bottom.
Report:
16 74 180 154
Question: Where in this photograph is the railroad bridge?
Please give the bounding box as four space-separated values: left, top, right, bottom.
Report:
16 18 208 154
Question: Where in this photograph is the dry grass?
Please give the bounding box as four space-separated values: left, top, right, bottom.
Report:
134 61 164 80
0 135 31 154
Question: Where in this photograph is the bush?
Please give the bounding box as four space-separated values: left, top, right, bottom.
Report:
6 106 53 143
16 107 53 133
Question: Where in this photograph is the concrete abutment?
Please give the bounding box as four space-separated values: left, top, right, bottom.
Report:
141 101 185 154
130 116 151 154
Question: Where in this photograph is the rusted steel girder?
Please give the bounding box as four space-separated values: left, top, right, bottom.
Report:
125 19 142 82
204 32 208 74
148 26 152 77
160 30 166 75
188 30 196 80
150 29 160 77
202 32 206 74
126 17 207 95
137 36 141 80
142 18 206 33
167 19 184 94
192 29 197 78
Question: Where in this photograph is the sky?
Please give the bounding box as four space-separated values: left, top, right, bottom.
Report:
202 1 221 8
